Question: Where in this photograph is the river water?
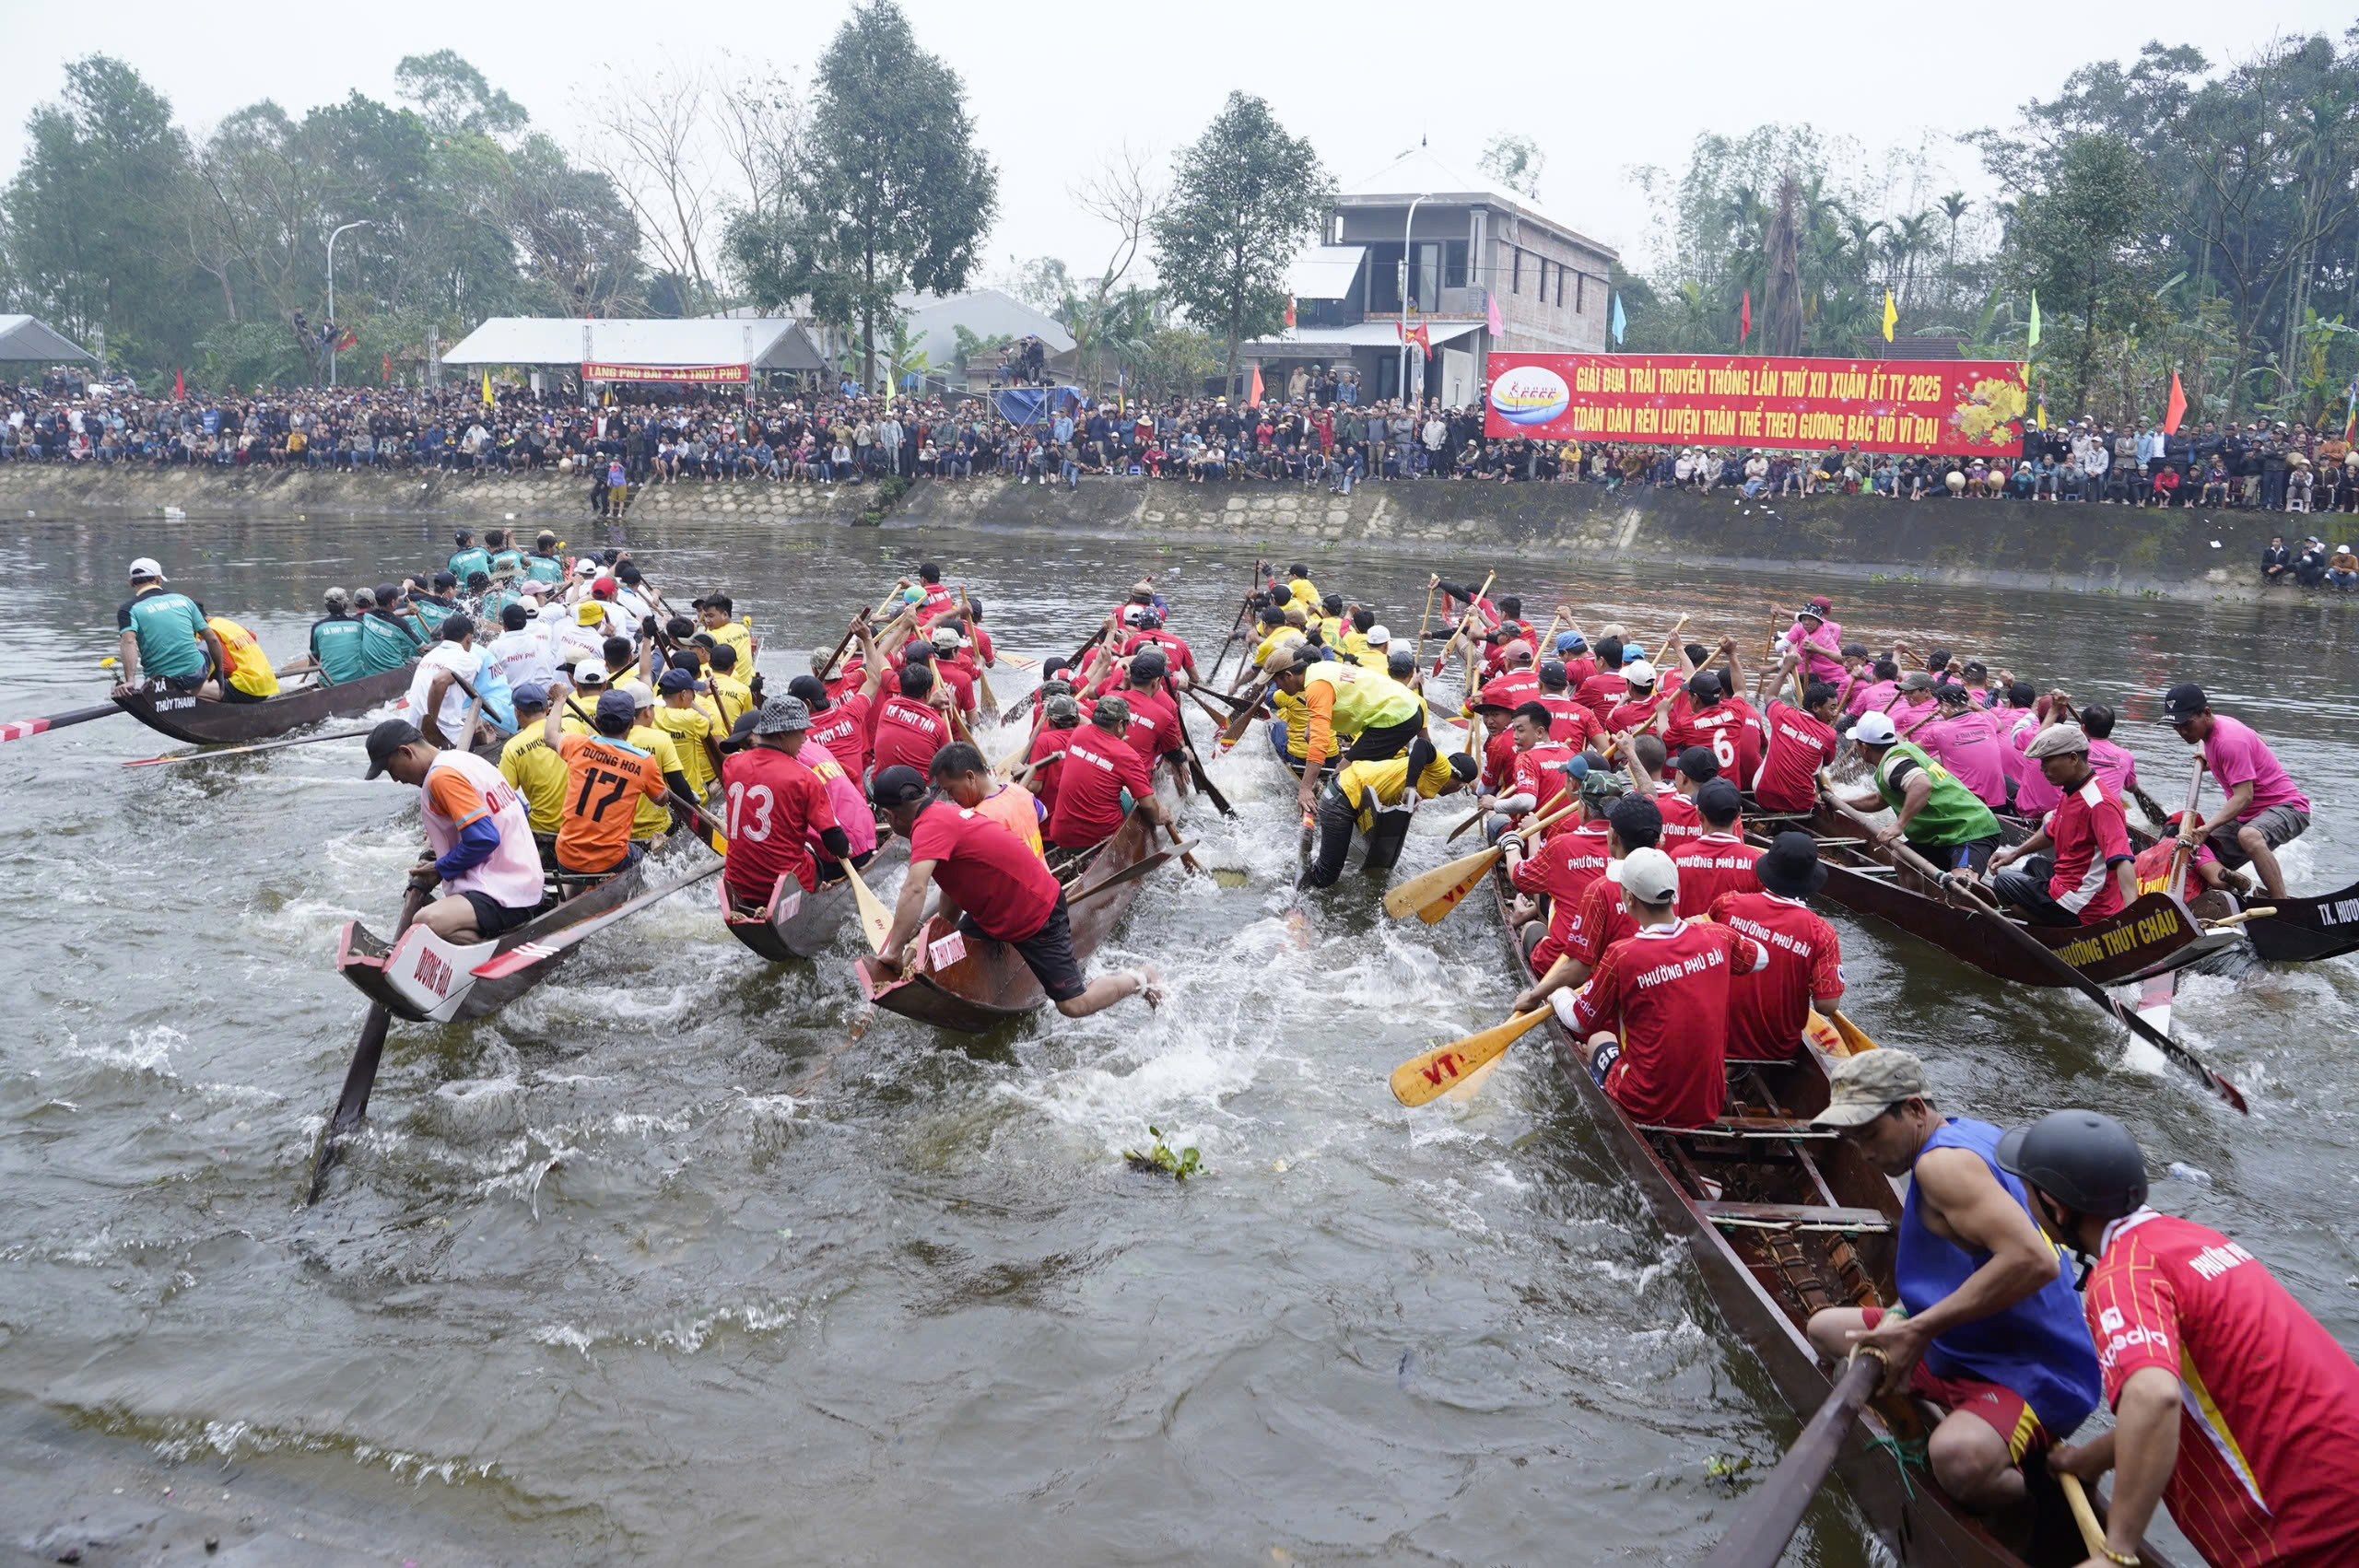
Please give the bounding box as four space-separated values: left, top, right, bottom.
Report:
3 508 2354 1564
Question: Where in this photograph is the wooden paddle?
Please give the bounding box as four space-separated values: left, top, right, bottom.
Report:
957 588 1000 717
1818 779 2249 1113
1390 1007 1553 1106
306 882 432 1204
1412 576 1438 664
1063 844 1188 909
1165 678 1234 817
470 862 724 979
1381 799 1576 924
124 724 377 767
2059 1475 2120 1564
840 858 893 953
1694 1351 1887 1568
1429 571 1496 677
2138 757 2210 1032
1 701 123 743
1216 670 1281 751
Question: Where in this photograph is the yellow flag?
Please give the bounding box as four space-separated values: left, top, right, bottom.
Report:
1882 289 1897 343
481 368 494 407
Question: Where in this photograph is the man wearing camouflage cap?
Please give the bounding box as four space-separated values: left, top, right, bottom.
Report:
719 696 851 904
1803 1048 2103 1512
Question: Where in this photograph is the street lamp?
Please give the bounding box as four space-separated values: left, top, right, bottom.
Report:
1397 194 1428 407
325 220 377 387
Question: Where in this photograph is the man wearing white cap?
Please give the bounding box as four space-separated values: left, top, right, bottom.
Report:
1831 708 2003 872
1348 624 1391 672
1543 843 1768 1129
112 557 228 700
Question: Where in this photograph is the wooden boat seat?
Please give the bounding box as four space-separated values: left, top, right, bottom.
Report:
1699 1199 1892 1233
1644 1116 1838 1140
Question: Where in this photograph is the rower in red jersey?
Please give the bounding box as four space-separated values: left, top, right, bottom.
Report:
1710 832 1845 1062
1755 681 1843 812
2002 1109 2359 1568
1541 844 1769 1129
1573 635 1631 726
1503 763 1615 971
1670 779 1760 916
1509 794 1662 1008
1119 609 1197 685
1532 660 1606 752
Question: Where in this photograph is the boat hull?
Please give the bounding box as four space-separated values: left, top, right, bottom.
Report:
1776 803 2212 986
2242 879 2359 963
1485 867 2162 1567
115 665 415 744
334 862 645 1024
723 872 857 962
854 800 1161 1035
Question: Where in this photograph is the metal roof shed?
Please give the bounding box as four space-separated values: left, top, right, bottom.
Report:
0 315 95 362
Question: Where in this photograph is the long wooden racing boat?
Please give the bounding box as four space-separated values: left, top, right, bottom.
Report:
1754 802 2239 987
722 834 905 962
1485 865 2165 1567
853 796 1169 1034
114 664 415 744
334 860 648 1024
2110 818 2359 965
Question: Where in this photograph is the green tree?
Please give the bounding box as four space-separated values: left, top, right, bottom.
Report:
2006 133 2162 416
3 55 205 369
1150 92 1331 395
726 1 998 391
1477 134 1546 198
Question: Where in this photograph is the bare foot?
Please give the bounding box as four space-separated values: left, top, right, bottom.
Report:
1137 963 1165 1010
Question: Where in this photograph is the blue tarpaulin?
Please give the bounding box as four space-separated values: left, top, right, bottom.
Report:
992 385 1084 428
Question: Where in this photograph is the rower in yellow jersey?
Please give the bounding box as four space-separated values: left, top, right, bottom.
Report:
557 661 610 734
497 684 569 853
1271 651 1427 812
1284 563 1320 610
205 615 282 702
1244 606 1305 683
703 643 754 731
618 682 689 846
696 593 754 670
1302 739 1475 889
649 668 723 802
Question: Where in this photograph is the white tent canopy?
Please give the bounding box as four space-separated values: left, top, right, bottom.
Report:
440 317 823 373
0 315 95 362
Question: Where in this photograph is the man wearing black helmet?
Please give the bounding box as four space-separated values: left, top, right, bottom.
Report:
2001 1109 2359 1568
1806 1049 2103 1510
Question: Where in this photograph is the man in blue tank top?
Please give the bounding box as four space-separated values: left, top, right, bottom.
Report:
1805 1049 2102 1509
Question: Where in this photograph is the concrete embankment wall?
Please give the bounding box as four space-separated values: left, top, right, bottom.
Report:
0 462 2307 602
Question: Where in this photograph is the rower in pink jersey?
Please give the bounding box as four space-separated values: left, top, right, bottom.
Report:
1915 685 2012 809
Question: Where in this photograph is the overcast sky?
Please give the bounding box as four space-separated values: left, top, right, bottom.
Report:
6 1 2349 290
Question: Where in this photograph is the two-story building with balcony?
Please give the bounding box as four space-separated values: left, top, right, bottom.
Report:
1240 146 1618 409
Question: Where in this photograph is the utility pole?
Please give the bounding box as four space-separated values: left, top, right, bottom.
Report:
324 220 377 387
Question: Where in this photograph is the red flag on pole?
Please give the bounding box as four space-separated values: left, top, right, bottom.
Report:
1398 322 1431 356
1739 290 1751 345
2163 369 2188 435
1283 295 1296 330
1248 363 1263 405
381 353 392 383
172 368 185 401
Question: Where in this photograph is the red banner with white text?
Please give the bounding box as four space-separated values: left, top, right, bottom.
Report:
1483 353 2028 456
581 362 750 384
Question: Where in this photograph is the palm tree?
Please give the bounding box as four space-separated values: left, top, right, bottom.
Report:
1938 192 1971 311
1890 211 1937 314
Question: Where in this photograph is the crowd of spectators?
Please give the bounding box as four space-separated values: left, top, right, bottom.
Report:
3 365 2341 520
